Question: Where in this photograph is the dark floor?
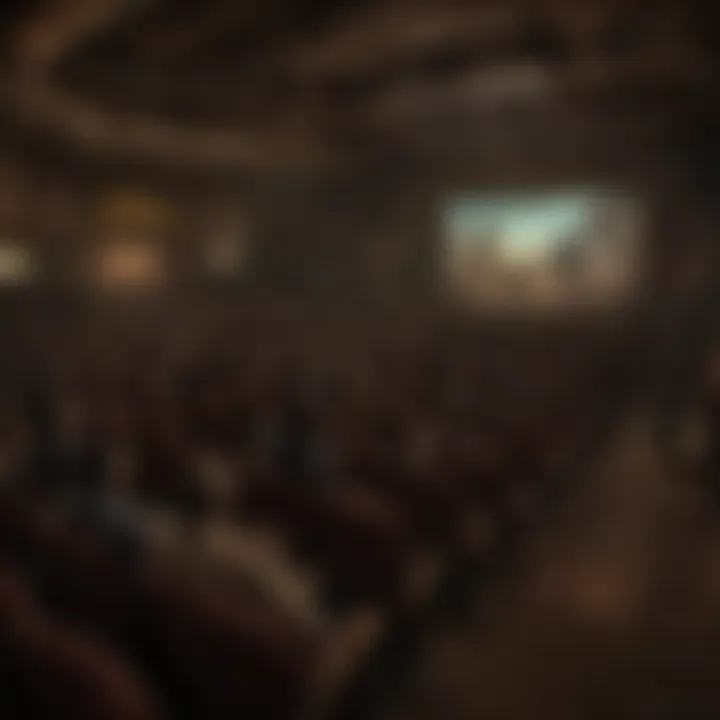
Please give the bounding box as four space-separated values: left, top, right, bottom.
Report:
380 412 720 720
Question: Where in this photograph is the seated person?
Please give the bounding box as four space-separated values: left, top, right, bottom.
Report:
272 387 321 486
49 390 103 496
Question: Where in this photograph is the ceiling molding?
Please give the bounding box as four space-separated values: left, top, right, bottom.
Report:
1 0 349 170
0 78 349 171
10 0 135 73
282 3 524 82
0 0 716 171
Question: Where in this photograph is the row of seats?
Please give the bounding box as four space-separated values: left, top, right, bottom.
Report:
0 493 317 719
0 329 627 719
0 425 598 719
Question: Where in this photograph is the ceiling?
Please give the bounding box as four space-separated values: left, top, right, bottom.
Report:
0 0 717 172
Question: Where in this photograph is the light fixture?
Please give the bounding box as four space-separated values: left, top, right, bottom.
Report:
99 240 164 289
0 242 35 285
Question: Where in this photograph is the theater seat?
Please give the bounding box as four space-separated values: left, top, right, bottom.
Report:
243 480 411 603
0 559 35 615
309 485 411 604
26 623 163 720
0 498 320 718
144 568 316 719
0 568 163 720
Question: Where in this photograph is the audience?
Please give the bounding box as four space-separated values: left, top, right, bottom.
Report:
0 308 628 718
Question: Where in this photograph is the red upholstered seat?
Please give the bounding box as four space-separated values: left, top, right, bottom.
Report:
243 478 314 529
361 470 464 542
0 559 36 617
309 485 411 601
0 506 158 667
0 498 319 719
0 611 163 720
0 549 163 720
145 568 316 719
244 481 411 601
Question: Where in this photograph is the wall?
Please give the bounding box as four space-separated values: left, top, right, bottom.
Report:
0 107 714 328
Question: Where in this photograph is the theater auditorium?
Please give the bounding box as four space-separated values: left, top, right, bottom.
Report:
0 1 718 718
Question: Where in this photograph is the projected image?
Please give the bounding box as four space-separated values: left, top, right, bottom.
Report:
443 190 641 312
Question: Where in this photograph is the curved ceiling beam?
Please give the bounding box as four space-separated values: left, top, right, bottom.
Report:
282 3 524 82
10 0 135 72
3 0 344 170
359 47 709 127
0 78 345 171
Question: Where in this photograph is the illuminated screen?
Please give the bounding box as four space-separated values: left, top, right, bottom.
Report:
443 189 642 312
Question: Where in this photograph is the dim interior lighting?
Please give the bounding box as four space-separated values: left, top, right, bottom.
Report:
206 234 248 277
0 242 35 285
99 240 165 289
458 63 553 103
443 189 642 313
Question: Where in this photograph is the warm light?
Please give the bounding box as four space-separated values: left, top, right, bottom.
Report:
97 190 170 232
0 243 35 285
99 241 164 289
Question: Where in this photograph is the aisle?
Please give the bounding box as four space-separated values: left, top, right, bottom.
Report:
385 412 720 720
